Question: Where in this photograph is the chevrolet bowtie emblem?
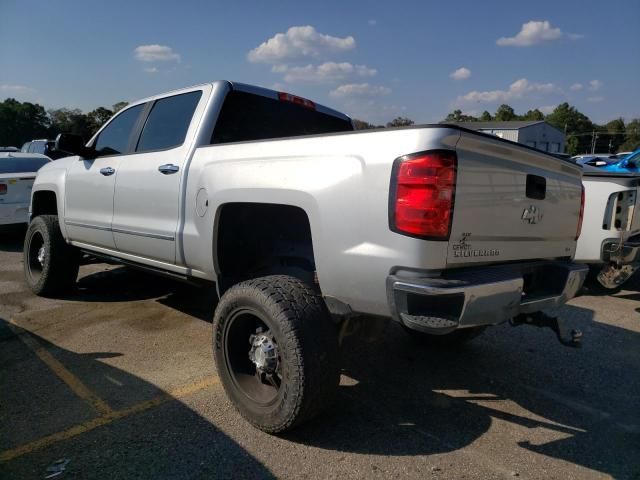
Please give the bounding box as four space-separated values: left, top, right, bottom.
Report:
522 205 543 224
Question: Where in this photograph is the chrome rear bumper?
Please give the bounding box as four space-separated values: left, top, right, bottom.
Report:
387 261 588 334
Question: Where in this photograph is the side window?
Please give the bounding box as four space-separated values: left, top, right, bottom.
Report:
94 104 145 156
136 91 202 152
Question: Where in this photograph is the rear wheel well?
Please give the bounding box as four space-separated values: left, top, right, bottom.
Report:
216 203 316 294
31 191 58 218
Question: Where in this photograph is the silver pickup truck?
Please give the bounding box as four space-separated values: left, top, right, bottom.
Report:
24 81 587 433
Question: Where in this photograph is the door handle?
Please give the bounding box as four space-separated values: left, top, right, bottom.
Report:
158 164 179 175
99 167 115 176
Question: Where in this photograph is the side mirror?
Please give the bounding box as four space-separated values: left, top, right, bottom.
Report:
54 133 94 158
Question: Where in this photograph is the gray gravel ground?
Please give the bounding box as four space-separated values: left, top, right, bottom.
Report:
1 225 639 479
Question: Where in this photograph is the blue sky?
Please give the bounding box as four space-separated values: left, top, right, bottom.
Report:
1 0 638 124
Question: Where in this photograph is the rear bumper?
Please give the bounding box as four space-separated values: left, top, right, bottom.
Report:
387 261 588 334
601 234 640 264
0 203 29 225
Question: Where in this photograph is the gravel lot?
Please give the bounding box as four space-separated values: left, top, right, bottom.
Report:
1 226 639 479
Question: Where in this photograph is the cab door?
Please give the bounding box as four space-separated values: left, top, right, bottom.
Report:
111 89 205 264
64 104 146 249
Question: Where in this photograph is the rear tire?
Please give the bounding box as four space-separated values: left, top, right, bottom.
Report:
403 325 486 347
23 215 80 297
213 275 340 433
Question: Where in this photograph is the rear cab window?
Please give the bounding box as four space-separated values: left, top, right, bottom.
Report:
136 91 202 152
211 91 353 144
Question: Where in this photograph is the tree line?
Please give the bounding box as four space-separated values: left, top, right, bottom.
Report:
0 98 128 148
355 104 640 155
1 97 638 156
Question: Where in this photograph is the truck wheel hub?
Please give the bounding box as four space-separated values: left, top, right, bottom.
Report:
37 246 45 266
249 333 278 374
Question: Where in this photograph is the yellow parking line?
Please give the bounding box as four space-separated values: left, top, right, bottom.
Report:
0 375 219 462
7 320 113 416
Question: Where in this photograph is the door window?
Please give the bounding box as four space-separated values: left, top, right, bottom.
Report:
94 104 145 156
136 91 202 152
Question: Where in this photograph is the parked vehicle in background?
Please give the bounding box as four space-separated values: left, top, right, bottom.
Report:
577 165 640 290
20 139 67 160
572 153 624 167
596 149 640 174
24 81 588 433
0 153 51 225
0 146 20 152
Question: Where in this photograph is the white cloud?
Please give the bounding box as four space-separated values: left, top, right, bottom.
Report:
0 84 31 94
538 105 557 115
329 83 391 98
587 96 604 103
248 25 355 63
569 83 583 91
368 19 377 26
143 67 158 74
274 62 376 83
567 33 585 40
588 79 603 91
457 78 561 104
497 20 563 47
134 44 181 63
449 67 471 81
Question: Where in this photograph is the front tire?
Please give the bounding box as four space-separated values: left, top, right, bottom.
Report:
213 275 340 433
23 215 80 297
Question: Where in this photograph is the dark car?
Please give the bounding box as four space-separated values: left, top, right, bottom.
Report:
20 139 67 160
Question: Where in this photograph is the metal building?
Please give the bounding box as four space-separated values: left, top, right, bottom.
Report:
451 121 566 153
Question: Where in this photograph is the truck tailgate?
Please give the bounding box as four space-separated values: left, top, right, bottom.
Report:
447 131 583 266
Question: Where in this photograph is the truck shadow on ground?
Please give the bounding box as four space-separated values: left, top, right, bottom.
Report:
0 318 275 479
288 306 640 479
69 266 640 478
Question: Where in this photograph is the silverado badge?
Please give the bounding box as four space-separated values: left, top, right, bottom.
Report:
522 205 543 224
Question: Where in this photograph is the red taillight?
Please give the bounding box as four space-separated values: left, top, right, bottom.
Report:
0 184 6 195
390 150 457 239
576 185 585 240
278 92 316 109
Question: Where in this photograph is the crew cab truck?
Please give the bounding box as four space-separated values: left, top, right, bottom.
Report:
25 81 588 433
577 167 639 290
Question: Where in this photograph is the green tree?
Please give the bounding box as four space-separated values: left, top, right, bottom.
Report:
480 110 492 121
0 98 50 147
522 109 545 121
599 118 626 153
386 117 415 127
111 101 129 113
48 108 94 141
444 109 478 122
494 104 516 121
352 119 378 130
545 103 594 155
86 107 114 134
620 118 640 152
